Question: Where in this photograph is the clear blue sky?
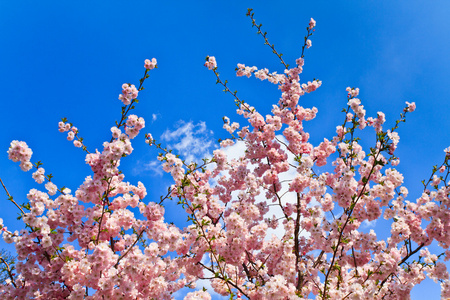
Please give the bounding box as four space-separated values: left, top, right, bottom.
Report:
1 1 450 298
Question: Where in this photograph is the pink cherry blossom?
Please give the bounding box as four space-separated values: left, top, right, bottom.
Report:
204 56 217 70
144 58 157 70
3 13 450 300
309 18 316 29
118 83 138 105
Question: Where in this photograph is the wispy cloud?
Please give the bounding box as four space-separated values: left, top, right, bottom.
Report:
132 160 164 176
161 120 215 164
361 219 377 229
134 120 215 178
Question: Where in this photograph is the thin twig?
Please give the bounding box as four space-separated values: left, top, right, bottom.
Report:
0 178 25 215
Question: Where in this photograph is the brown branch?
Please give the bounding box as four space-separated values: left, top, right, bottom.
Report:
294 192 303 290
114 229 145 268
0 257 16 288
0 178 25 215
246 9 289 69
377 242 425 290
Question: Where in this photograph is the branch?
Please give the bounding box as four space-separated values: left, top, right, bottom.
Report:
246 8 289 69
0 256 16 288
0 178 25 215
114 229 145 268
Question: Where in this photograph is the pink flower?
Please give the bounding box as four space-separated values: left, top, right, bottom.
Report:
144 58 157 70
445 147 450 157
45 182 57 196
204 56 217 70
145 133 153 145
41 235 52 248
32 168 45 184
184 291 211 300
111 127 121 139
67 131 75 141
7 140 33 171
309 18 316 29
405 101 416 112
296 57 305 67
346 87 360 97
58 121 67 132
125 114 145 139
236 63 257 78
118 83 138 105
302 80 321 93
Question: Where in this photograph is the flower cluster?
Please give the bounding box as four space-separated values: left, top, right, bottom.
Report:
309 18 316 29
236 63 285 84
125 114 145 139
58 121 81 147
7 140 33 171
31 168 45 184
204 56 217 70
145 133 153 145
405 101 416 112
118 83 138 105
144 58 157 70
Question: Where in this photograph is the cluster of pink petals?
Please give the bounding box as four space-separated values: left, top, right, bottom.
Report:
236 63 257 78
309 18 316 29
302 80 322 93
118 83 138 105
58 122 81 147
204 56 217 70
405 101 416 112
346 86 360 98
144 133 153 145
125 114 145 139
7 140 33 171
31 167 45 184
222 116 240 134
144 58 157 70
236 63 285 84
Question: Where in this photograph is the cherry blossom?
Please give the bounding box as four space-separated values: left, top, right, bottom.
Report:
2 12 450 300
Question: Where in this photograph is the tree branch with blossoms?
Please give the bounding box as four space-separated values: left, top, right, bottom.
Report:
2 8 450 300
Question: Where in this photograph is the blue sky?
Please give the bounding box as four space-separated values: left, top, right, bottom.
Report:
1 1 450 298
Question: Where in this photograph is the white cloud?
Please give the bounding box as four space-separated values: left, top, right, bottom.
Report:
132 159 161 176
161 120 215 164
361 219 377 229
134 160 164 176
134 120 216 181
